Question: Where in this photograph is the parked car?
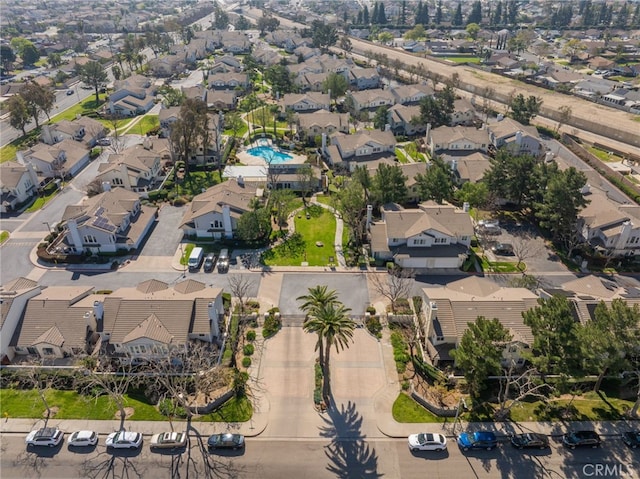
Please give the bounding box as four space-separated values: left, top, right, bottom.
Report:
66 89 74 95
457 431 498 451
26 427 64 447
510 433 549 450
207 433 244 450
408 432 447 451
622 431 640 449
97 137 111 146
203 253 217 273
492 242 514 255
67 430 98 447
562 430 601 449
478 219 499 228
150 431 187 449
105 431 143 450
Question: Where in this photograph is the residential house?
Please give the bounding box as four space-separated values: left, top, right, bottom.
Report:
578 184 640 257
347 88 396 113
281 92 330 113
180 178 259 239
451 98 477 126
294 45 321 62
441 152 492 184
16 139 90 179
206 89 238 110
40 116 106 148
107 74 156 117
427 125 490 156
399 162 428 203
387 104 423 136
390 84 433 105
574 77 618 99
295 72 329 92
268 163 323 192
148 54 185 77
326 130 396 172
0 161 39 212
402 41 427 53
56 186 158 254
99 279 225 363
214 55 243 72
588 56 615 71
420 276 538 366
369 201 474 270
9 285 99 360
207 72 249 91
253 47 283 67
486 118 544 157
96 141 163 192
349 67 381 90
538 64 584 90
159 106 181 137
0 277 42 363
297 111 350 137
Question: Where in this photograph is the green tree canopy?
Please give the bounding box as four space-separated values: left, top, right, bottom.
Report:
236 208 271 242
509 93 542 125
322 72 348 101
7 94 31 136
79 60 108 104
371 163 408 207
451 317 512 399
373 105 390 131
415 156 455 204
311 20 338 53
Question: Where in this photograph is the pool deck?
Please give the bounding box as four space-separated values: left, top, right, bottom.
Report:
236 140 307 166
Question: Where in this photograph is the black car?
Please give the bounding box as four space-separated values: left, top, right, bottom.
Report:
562 430 601 449
207 433 244 451
622 431 640 449
203 253 217 273
510 433 550 450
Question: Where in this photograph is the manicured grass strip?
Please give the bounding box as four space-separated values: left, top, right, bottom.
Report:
49 95 107 123
180 243 195 266
442 56 481 64
133 114 160 135
25 187 59 212
202 396 252 422
392 393 443 423
0 231 9 244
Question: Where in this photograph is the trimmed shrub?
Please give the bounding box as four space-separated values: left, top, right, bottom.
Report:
246 330 256 342
242 357 252 368
365 315 383 338
243 344 255 356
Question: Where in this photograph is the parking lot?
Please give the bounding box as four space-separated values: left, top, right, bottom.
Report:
476 219 569 274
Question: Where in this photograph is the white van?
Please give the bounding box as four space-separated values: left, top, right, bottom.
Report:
188 247 204 271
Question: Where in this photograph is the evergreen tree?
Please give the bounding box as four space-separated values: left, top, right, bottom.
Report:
415 1 424 26
467 1 482 25
378 2 387 25
357 11 363 25
400 0 407 26
372 3 379 24
634 4 640 27
507 0 518 24
363 5 370 24
452 3 463 26
492 2 503 26
435 0 443 24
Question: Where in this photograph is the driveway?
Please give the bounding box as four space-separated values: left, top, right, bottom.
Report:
137 205 186 257
278 273 371 315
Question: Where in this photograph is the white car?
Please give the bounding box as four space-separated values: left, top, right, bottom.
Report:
26 427 64 447
150 431 188 449
105 431 143 450
408 432 448 451
68 430 98 447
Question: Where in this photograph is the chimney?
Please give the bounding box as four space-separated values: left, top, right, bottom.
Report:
102 181 111 192
425 123 431 142
16 151 25 165
384 123 391 131
66 219 83 251
463 202 470 213
450 159 458 171
497 113 504 121
93 300 104 321
208 302 220 338
366 204 373 230
42 125 54 145
515 131 523 146
237 175 244 187
580 184 591 195
84 311 97 332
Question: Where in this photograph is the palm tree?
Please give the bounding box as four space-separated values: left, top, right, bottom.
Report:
298 285 339 368
314 302 354 400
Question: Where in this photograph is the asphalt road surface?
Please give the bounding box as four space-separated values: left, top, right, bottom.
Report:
1 433 638 479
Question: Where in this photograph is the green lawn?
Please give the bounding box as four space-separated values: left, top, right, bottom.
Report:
172 171 222 197
180 243 195 266
0 388 252 422
442 56 481 64
224 122 249 138
0 129 42 163
392 393 444 423
263 205 337 266
133 114 160 135
0 231 9 244
588 146 623 163
50 95 107 123
25 187 60 212
395 148 409 164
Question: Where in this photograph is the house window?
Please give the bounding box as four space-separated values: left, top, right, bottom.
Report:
434 238 447 244
413 238 426 245
436 336 444 341
210 220 222 229
112 178 123 185
83 235 97 243
43 348 54 355
27 347 38 355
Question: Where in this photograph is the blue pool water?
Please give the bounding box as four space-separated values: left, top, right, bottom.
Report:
246 146 293 164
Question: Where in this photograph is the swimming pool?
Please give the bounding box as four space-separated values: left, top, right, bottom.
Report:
246 145 293 164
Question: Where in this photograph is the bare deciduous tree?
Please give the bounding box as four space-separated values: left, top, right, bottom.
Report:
370 267 415 313
510 231 545 271
227 275 255 318
22 359 66 421
79 358 140 430
495 364 551 420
